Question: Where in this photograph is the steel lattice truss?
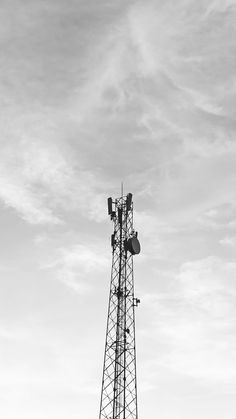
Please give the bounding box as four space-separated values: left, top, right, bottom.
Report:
99 194 140 419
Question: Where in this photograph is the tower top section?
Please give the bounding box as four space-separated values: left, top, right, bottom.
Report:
107 192 133 218
107 193 141 255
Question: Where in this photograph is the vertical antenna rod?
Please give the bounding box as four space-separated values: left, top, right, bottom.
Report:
99 193 141 419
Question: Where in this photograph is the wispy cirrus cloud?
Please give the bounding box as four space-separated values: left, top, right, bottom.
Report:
0 0 236 227
68 0 236 224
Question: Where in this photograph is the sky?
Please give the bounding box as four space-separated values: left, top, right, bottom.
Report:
0 0 236 418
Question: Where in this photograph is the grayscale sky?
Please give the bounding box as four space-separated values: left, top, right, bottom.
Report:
1 0 236 418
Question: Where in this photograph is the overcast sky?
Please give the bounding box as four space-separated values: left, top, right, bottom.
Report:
0 0 236 418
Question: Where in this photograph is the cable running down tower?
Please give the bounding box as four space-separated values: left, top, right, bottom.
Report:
99 192 141 419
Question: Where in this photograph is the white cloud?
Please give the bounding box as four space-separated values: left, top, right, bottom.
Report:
205 0 236 15
43 243 109 293
145 257 236 383
0 128 109 224
0 121 71 223
220 236 236 247
0 326 26 340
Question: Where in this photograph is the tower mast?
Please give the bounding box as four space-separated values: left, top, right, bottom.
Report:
99 192 141 419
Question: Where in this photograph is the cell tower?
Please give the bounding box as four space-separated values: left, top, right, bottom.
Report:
99 192 141 419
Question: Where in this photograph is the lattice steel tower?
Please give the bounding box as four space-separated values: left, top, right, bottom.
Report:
99 192 141 419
